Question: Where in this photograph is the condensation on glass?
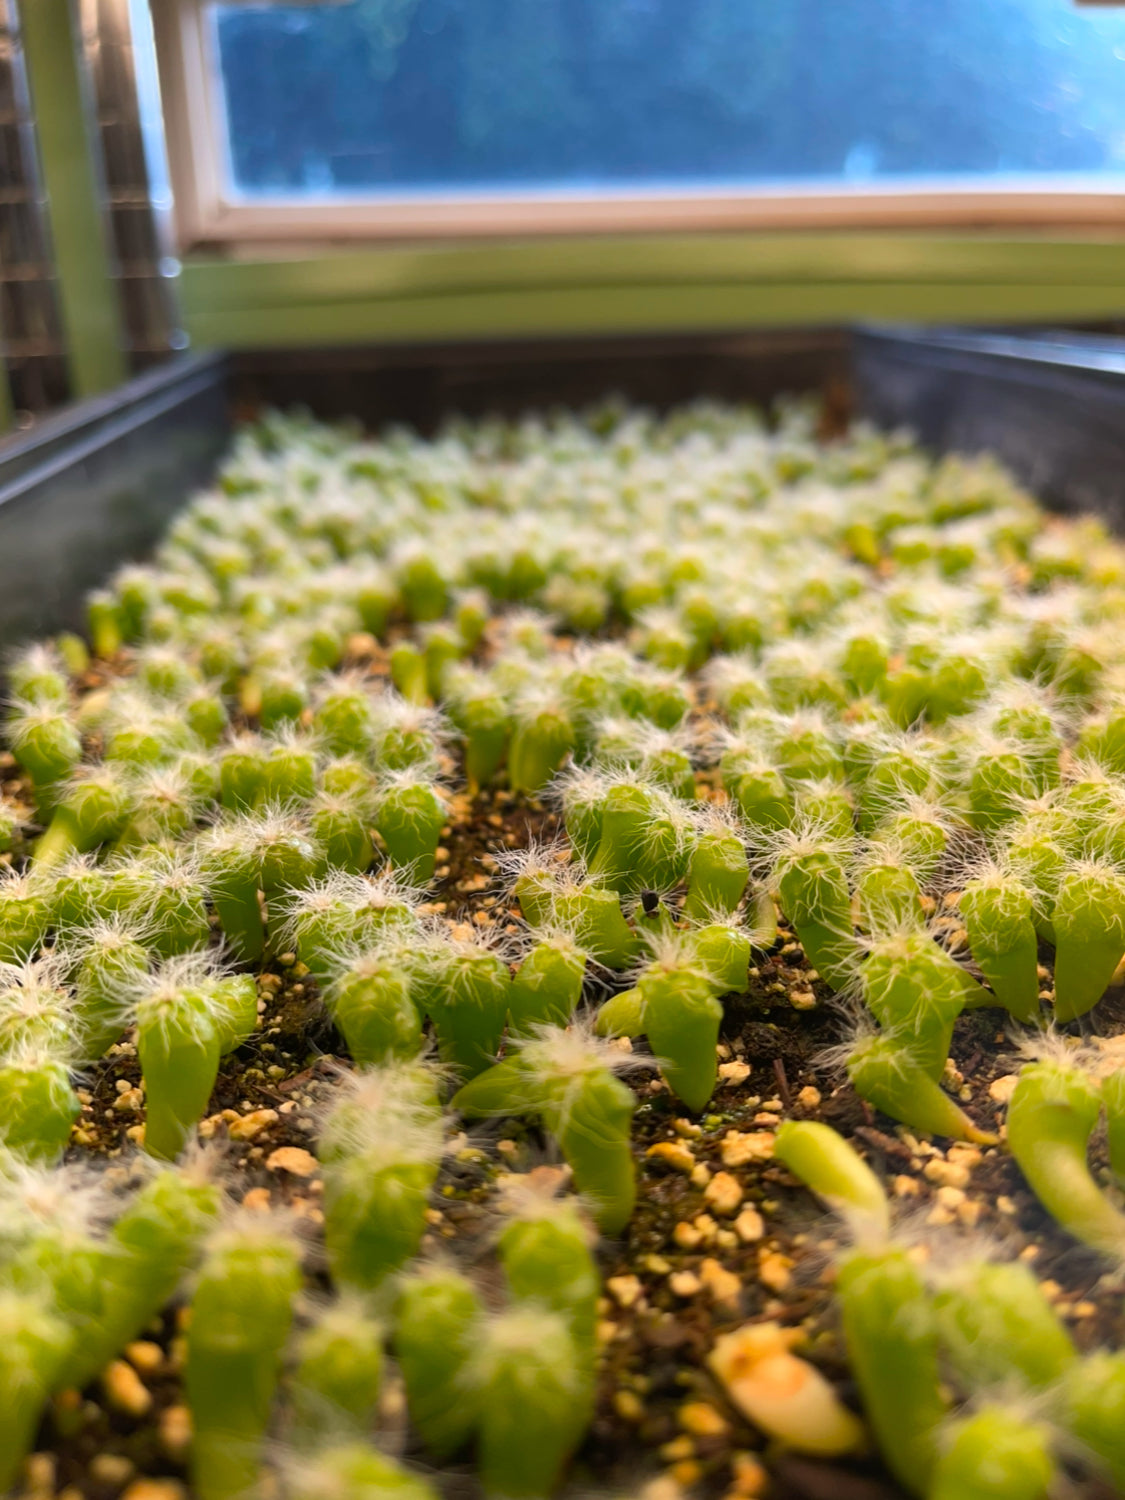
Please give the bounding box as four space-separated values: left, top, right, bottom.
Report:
208 0 1125 199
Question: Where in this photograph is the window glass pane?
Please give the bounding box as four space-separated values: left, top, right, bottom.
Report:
210 0 1125 197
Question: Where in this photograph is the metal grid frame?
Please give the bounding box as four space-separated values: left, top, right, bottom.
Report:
0 0 72 424
75 0 183 370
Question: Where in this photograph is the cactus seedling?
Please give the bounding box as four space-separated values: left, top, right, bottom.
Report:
445 670 510 792
324 950 423 1065
966 744 1038 835
318 1063 445 1287
373 771 446 884
0 955 81 1056
219 734 271 813
413 929 511 1080
278 870 421 984
0 1160 119 1383
0 1044 82 1164
858 930 979 1080
590 716 696 798
625 935 726 1112
0 868 51 964
507 691 576 797
62 1150 224 1390
8 644 70 706
199 808 321 962
113 850 213 958
1050 860 1125 1021
113 760 213 851
958 868 1040 1024
309 790 374 875
290 1295 385 1442
1060 1350 1125 1493
682 815 750 922
185 1210 303 1500
69 917 151 1055
504 847 640 970
312 674 378 757
929 1407 1056 1500
33 764 132 866
728 761 793 834
853 850 926 937
930 1255 1075 1394
0 1285 70 1493
496 1185 599 1366
552 878 639 970
774 1120 890 1244
370 693 448 774
507 929 588 1036
260 733 318 808
557 765 609 866
131 957 229 1159
7 699 82 805
843 1028 997 1144
1005 1044 1125 1257
874 797 953 890
394 1263 484 1459
454 1026 638 1233
836 1247 948 1496
280 1442 439 1500
473 1306 586 1500
774 829 859 991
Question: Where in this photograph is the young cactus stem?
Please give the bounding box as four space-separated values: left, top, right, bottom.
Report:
773 1120 890 1243
1051 864 1125 1022
507 938 586 1036
959 876 1040 1025
135 980 223 1160
453 1035 637 1234
931 1258 1075 1394
290 1299 384 1443
929 1407 1056 1500
836 1248 947 1497
847 1033 997 1145
777 849 858 992
395 1267 484 1459
185 1217 301 1500
1006 1059 1125 1256
641 968 723 1113
0 1290 70 1493
475 1307 584 1500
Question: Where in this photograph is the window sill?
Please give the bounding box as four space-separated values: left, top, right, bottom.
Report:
178 228 1125 348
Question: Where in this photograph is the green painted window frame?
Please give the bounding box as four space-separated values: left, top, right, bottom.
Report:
179 233 1125 349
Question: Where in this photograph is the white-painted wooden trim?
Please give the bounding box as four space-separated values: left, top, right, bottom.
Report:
151 0 1125 251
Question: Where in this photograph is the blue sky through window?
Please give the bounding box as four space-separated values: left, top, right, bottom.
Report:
211 0 1125 197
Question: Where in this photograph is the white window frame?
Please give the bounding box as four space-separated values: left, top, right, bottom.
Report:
152 0 1125 251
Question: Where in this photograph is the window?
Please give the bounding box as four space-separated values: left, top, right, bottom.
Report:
153 0 1125 245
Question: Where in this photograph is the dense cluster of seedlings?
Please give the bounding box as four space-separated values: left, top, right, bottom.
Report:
5 399 1125 1497
777 1120 1125 1498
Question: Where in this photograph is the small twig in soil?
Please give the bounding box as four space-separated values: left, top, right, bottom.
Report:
773 1057 793 1110
854 1126 915 1162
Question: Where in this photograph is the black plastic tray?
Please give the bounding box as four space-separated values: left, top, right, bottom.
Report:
853 325 1125 524
0 352 229 646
